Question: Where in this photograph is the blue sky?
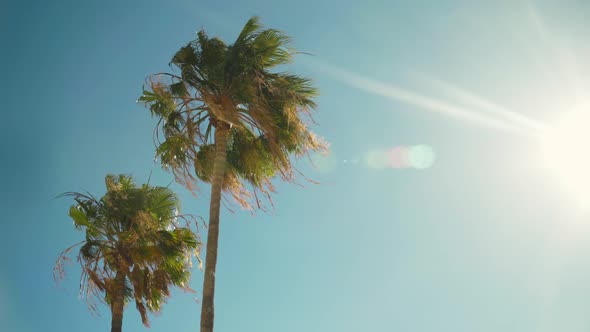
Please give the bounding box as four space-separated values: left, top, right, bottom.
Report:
2 0 590 331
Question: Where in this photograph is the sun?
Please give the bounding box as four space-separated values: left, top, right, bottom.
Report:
539 109 590 204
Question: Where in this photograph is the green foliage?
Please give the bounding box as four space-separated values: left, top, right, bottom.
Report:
226 129 275 187
55 175 201 327
139 86 175 118
193 144 215 181
69 206 89 229
169 82 188 97
140 16 327 209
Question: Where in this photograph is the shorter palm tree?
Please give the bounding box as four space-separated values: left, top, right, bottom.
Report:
55 175 200 332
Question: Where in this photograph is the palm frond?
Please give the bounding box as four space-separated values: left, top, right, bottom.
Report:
234 16 261 44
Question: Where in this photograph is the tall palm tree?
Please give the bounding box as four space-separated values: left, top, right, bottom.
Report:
140 16 326 332
55 175 200 332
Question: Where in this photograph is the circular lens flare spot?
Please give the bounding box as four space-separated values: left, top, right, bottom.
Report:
408 145 436 169
389 146 409 168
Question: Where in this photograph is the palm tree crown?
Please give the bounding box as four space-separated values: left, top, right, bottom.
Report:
140 16 326 207
55 175 200 329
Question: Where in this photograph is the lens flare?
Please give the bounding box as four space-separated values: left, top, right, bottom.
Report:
388 146 409 168
365 149 391 169
365 145 436 170
408 145 436 169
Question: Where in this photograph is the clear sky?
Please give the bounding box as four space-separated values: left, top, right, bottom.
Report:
2 0 590 331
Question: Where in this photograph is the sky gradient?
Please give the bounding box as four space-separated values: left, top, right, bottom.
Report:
2 0 590 331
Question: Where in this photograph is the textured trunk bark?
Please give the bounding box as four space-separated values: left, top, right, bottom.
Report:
200 125 229 332
111 271 126 332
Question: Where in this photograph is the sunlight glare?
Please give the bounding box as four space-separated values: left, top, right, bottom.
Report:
540 110 590 204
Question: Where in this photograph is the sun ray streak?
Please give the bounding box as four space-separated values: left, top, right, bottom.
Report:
309 61 538 138
419 76 547 132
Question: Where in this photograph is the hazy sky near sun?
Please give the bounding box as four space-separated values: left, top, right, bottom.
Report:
2 0 590 331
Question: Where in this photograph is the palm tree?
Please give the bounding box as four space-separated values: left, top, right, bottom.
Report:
54 175 200 332
139 16 326 332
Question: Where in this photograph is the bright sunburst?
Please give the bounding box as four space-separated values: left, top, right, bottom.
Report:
539 109 590 203
311 5 590 209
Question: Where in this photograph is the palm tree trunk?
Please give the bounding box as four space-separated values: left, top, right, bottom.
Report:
200 125 229 332
111 271 126 332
